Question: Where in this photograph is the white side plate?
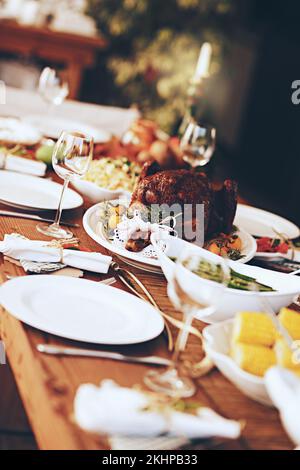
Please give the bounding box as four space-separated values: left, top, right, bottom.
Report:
0 276 164 345
235 204 299 239
0 170 83 210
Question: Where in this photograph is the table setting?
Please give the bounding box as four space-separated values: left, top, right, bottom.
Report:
0 64 300 452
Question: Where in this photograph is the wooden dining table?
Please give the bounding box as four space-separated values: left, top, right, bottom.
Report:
0 170 295 451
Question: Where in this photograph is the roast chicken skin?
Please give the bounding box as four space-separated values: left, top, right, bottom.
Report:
126 160 238 251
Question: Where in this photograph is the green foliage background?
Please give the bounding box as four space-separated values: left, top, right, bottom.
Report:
86 0 235 132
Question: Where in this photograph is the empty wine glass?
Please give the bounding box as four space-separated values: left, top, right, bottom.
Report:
144 248 229 397
39 67 69 111
37 131 93 239
180 119 216 167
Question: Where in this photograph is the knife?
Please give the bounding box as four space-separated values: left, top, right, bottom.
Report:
37 344 172 367
0 209 79 228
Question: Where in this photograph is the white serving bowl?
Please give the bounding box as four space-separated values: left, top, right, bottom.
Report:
203 320 272 406
151 234 300 323
71 178 131 204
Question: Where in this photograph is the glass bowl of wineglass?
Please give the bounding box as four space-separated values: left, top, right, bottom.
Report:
39 67 69 111
180 119 216 168
144 246 229 398
36 131 94 239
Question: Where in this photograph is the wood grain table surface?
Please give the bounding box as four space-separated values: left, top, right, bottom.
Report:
0 175 294 450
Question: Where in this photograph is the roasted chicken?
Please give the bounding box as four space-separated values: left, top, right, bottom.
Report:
126 160 238 252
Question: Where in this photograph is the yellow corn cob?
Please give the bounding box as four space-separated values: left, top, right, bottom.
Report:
278 307 300 340
232 312 277 347
231 342 276 377
274 338 300 370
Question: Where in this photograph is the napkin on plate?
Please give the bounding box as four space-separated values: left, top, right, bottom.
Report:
74 380 241 443
0 234 112 274
0 153 46 177
265 367 300 445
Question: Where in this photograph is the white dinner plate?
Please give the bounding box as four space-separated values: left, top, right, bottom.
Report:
24 115 111 143
234 204 300 239
83 202 257 273
0 170 83 211
0 276 164 345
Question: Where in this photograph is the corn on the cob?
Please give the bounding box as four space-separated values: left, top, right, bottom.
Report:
231 342 276 377
278 307 300 340
232 312 277 347
274 338 300 370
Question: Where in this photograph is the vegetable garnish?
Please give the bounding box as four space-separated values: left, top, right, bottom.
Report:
256 237 289 254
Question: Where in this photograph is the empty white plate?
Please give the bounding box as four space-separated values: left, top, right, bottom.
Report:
234 204 299 239
0 276 164 345
24 115 111 143
0 171 83 210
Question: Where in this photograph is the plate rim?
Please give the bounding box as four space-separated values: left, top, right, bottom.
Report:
0 170 83 211
0 275 164 345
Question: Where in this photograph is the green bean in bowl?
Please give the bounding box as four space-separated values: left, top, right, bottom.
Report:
172 257 275 292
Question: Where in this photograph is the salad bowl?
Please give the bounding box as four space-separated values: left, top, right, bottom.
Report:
151 233 300 323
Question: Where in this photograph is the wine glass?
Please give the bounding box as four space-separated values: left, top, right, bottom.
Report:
38 67 69 111
144 248 229 397
180 119 216 167
37 131 94 239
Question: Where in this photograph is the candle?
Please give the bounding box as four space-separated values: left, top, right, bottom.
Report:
193 42 212 81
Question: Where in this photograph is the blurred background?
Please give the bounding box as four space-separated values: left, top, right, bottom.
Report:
0 0 299 223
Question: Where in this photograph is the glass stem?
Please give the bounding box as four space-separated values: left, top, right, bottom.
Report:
171 309 193 369
53 178 69 227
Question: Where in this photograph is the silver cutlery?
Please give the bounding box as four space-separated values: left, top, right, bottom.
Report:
0 209 79 228
37 344 173 367
110 261 202 346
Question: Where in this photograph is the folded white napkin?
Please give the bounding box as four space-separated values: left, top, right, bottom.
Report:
265 367 300 445
0 153 46 177
0 234 112 274
74 379 241 441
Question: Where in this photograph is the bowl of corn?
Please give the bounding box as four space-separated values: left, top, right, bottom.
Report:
203 308 300 405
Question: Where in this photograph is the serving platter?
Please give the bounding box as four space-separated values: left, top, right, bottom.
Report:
0 170 83 211
0 276 164 345
83 201 257 273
